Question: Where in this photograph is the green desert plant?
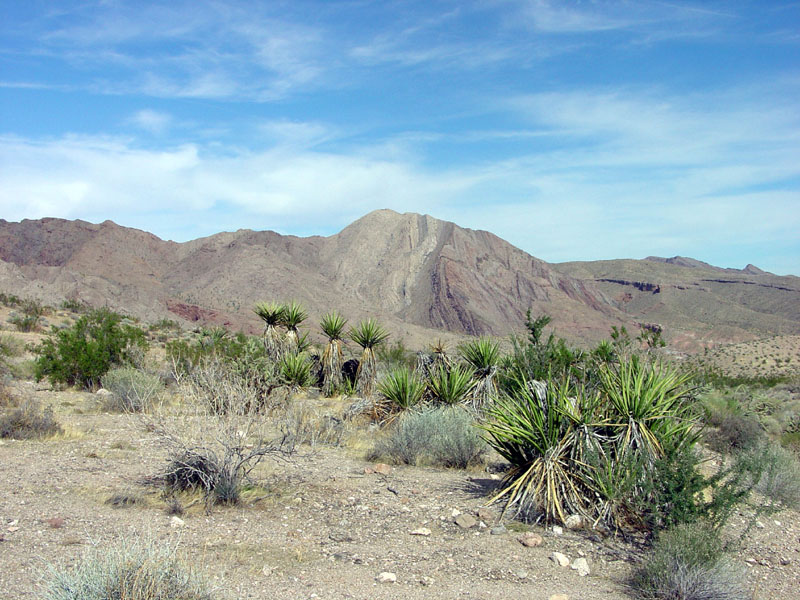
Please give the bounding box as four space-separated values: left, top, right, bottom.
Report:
253 301 285 360
34 308 148 390
427 364 475 405
320 311 347 396
371 406 487 468
377 366 426 417
40 535 214 600
279 352 313 389
348 318 390 397
279 300 308 354
459 337 501 410
100 366 164 413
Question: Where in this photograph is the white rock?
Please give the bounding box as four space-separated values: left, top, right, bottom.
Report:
571 557 590 576
549 595 569 600
564 514 583 529
551 552 570 567
451 508 462 517
552 525 564 536
410 527 432 536
376 572 397 583
170 516 185 528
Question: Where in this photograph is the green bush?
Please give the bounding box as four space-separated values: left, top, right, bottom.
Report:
371 406 487 468
377 366 426 413
427 364 475 405
34 308 148 390
40 536 214 600
279 352 313 388
630 522 747 600
101 367 164 412
706 413 764 454
0 399 62 439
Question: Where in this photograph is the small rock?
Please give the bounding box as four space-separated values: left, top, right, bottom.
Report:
571 557 590 576
169 516 185 528
490 525 507 535
420 576 435 586
549 595 569 600
96 388 113 397
489 473 501 480
7 527 20 533
551 552 570 567
476 507 494 522
410 527 431 536
552 525 564 536
376 572 397 583
516 569 529 579
451 508 462 518
373 463 392 476
454 514 477 529
756 521 765 529
518 532 543 547
780 558 791 566
564 514 583 530
329 530 355 543
46 517 65 529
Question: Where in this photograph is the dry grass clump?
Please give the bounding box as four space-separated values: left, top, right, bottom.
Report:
0 398 63 439
39 535 215 600
100 366 164 413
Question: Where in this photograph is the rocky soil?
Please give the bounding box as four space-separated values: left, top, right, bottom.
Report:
1 380 799 600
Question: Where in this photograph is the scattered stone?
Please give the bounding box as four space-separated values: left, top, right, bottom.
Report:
329 529 355 543
490 525 507 536
489 473 501 480
410 527 431 537
518 532 543 547
564 514 583 530
515 569 529 579
7 526 20 533
373 463 391 475
376 572 397 583
551 552 570 567
420 576 435 586
571 557 590 576
552 525 564 536
454 514 477 529
780 558 791 566
549 595 569 600
95 388 113 397
451 508 462 518
169 516 185 528
476 507 494 522
756 521 765 529
46 517 65 529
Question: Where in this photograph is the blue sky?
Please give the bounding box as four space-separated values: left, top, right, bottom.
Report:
1 1 798 275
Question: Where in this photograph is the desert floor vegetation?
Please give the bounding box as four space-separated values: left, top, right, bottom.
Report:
0 294 798 599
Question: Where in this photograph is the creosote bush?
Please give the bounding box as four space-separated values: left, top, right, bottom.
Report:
34 308 147 390
40 535 214 600
370 406 487 468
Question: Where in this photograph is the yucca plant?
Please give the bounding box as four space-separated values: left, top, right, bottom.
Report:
348 319 390 397
427 364 475 405
378 366 426 419
459 337 501 410
431 339 452 371
279 352 312 389
320 311 347 396
479 377 595 524
279 301 308 355
253 301 285 360
599 355 697 466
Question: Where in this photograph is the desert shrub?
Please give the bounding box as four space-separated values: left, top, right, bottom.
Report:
9 313 41 332
371 406 487 468
427 364 475 405
0 398 62 439
279 399 345 448
459 337 501 410
376 339 414 370
40 535 214 600
0 292 20 307
100 366 164 412
630 522 747 600
152 361 292 506
706 413 764 454
751 443 800 510
34 308 147 390
279 352 313 388
59 298 89 313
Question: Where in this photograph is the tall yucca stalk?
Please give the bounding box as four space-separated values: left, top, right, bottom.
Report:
279 301 308 355
427 364 476 405
253 302 285 360
320 311 347 396
599 355 697 465
348 319 389 397
459 337 501 410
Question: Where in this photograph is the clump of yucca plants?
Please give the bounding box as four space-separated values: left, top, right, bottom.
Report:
253 301 285 360
279 352 313 389
348 319 389 397
459 337 501 410
320 311 347 396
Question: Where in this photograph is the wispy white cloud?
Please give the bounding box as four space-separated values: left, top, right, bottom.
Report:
128 110 173 135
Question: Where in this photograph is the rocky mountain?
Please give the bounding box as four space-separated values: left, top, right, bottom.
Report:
1 210 798 350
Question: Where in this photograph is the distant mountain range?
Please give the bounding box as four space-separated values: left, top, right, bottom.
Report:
1 210 798 351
